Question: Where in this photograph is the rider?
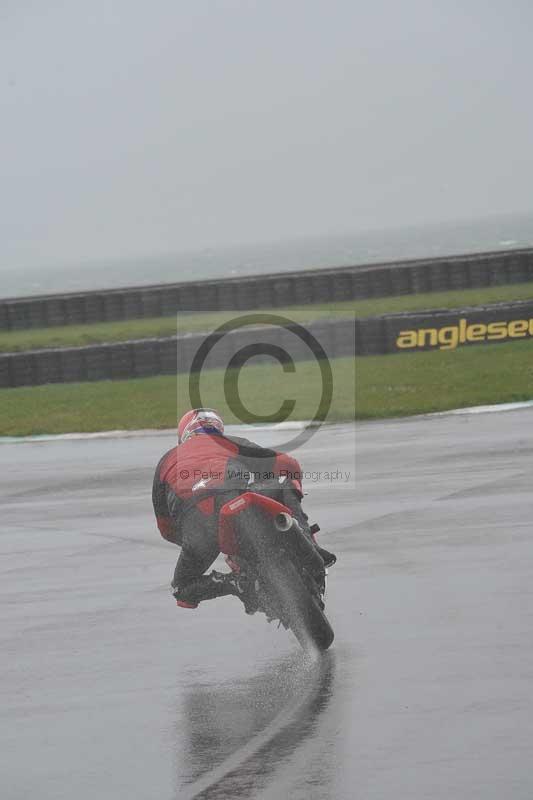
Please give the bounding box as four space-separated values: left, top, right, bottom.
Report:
152 408 336 611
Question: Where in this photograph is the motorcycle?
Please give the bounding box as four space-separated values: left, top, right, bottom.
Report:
218 489 334 651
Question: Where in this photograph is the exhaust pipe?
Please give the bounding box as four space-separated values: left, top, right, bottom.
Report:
274 512 294 532
274 512 324 574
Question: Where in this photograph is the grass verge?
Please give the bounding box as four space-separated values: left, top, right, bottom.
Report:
2 280 533 352
0 356 355 436
2 338 533 436
0 302 356 353
355 338 533 418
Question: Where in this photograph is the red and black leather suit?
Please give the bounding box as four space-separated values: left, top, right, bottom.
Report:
152 431 307 592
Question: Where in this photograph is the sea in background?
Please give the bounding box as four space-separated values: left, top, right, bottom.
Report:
1 212 532 299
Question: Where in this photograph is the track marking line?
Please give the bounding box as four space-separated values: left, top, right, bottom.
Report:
7 399 533 444
429 400 533 416
0 421 315 445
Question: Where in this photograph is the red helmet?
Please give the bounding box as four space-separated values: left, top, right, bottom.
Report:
178 408 224 444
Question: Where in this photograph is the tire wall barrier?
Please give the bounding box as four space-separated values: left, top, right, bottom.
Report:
1 247 533 331
0 318 356 389
355 300 533 356
2 298 533 388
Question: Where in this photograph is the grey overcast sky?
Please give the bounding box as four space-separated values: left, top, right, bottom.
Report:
1 0 532 272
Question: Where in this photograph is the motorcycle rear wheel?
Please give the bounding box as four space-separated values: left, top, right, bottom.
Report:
264 557 334 651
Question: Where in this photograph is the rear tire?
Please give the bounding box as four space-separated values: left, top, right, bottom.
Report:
264 558 334 651
235 505 334 651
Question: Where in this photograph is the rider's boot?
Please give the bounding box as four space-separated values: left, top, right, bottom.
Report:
226 573 259 615
173 570 259 614
309 523 336 568
315 544 337 568
211 571 259 614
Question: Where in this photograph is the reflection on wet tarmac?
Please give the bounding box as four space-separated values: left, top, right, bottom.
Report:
178 650 336 798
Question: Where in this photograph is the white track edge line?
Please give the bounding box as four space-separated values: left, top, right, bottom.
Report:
0 420 316 445
2 401 532 444
427 400 533 417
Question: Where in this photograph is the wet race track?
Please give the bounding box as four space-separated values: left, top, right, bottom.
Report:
2 413 533 799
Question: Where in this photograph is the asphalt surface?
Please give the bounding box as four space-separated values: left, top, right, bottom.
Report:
1 412 532 799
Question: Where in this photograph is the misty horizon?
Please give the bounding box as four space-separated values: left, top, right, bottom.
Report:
0 210 531 299
2 1 533 284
